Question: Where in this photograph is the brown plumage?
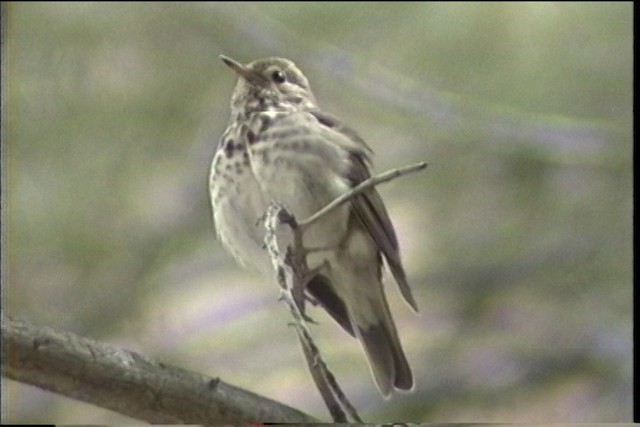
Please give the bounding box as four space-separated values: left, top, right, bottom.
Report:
210 55 418 396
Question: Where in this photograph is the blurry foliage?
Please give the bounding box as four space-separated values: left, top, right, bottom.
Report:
2 2 632 423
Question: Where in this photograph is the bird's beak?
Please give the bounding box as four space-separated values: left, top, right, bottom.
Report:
219 55 254 81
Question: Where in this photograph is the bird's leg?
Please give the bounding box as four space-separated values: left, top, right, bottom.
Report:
276 209 337 320
282 247 318 323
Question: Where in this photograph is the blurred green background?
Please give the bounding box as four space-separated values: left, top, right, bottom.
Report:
2 2 632 423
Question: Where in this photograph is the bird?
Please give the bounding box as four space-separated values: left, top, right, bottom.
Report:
209 55 418 397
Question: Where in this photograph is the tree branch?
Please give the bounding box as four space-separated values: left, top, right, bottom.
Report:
1 316 319 424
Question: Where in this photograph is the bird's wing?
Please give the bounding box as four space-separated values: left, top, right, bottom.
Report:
309 110 419 312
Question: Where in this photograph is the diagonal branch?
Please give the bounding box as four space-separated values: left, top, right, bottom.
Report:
1 316 319 424
299 161 428 230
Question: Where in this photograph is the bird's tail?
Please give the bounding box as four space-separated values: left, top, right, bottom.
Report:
352 291 413 397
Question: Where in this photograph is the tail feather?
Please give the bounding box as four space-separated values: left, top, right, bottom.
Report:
311 219 414 396
309 273 413 395
355 303 413 396
359 326 412 396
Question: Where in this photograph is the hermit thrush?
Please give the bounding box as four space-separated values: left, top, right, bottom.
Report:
209 55 418 397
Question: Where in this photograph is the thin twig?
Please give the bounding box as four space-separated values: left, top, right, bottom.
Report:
263 204 358 422
299 161 428 229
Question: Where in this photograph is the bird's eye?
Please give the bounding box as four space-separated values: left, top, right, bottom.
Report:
271 70 286 84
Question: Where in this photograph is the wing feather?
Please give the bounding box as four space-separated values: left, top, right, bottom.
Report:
310 110 418 311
